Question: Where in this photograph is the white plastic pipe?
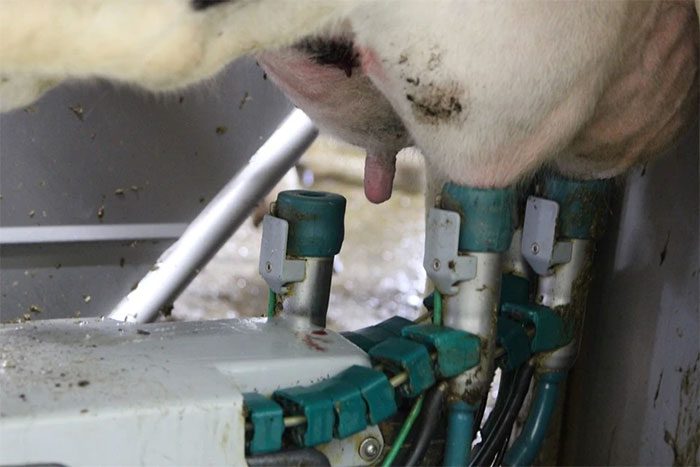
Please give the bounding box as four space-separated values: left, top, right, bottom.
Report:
109 109 318 323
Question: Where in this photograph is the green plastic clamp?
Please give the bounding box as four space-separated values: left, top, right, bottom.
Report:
501 302 573 353
542 176 611 240
369 337 436 398
336 365 397 425
275 190 347 257
273 386 334 447
342 316 414 352
497 318 532 371
500 274 530 306
311 377 368 439
440 183 516 252
401 324 480 378
243 392 285 455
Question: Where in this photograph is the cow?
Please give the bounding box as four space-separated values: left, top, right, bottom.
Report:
0 0 697 205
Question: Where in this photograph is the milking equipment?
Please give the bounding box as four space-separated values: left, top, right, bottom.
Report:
0 128 612 467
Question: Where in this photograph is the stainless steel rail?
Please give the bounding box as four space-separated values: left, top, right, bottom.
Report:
109 110 318 323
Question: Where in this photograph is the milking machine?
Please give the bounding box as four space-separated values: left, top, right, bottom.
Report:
0 169 610 465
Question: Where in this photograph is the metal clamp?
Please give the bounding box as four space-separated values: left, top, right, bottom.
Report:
521 197 572 276
259 215 306 293
424 208 477 294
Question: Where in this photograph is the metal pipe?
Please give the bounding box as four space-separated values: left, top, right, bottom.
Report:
247 448 331 467
282 257 334 327
536 239 594 372
109 109 318 323
444 252 502 403
0 223 187 245
501 228 530 279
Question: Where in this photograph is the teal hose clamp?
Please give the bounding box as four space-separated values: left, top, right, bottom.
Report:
401 324 480 378
275 190 346 257
311 377 368 438
341 316 414 352
501 302 573 353
243 392 285 455
440 183 516 252
369 337 436 398
336 365 398 425
497 318 532 371
273 385 335 447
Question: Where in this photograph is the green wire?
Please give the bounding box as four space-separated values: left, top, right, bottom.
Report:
267 289 277 319
433 289 443 326
381 394 425 467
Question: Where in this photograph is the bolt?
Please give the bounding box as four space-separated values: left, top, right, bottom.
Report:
359 436 381 462
265 261 272 273
530 242 540 255
432 259 441 271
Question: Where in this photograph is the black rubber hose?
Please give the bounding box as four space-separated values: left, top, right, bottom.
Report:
472 390 489 439
246 448 331 467
470 363 534 466
473 368 517 456
396 383 447 467
494 433 511 466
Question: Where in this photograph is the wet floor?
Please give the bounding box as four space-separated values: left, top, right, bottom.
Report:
174 137 428 332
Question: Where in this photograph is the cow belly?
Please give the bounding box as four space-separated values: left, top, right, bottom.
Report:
260 1 697 197
560 1 699 178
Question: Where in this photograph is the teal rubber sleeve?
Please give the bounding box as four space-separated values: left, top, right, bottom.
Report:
503 373 564 466
275 190 346 257
440 183 515 252
443 401 475 466
542 176 611 240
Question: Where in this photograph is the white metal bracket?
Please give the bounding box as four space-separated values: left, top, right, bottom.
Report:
259 215 306 293
521 196 572 276
423 208 477 295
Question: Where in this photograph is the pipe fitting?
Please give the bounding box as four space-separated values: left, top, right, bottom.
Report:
428 183 516 403
261 190 346 327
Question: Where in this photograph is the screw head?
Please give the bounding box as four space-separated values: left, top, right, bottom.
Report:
432 259 441 271
265 261 272 272
359 436 381 462
530 242 540 255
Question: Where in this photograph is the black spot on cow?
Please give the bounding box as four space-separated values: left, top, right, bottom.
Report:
296 37 359 78
405 80 468 125
191 0 230 11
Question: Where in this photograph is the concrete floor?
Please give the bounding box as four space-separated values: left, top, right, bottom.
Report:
174 136 428 332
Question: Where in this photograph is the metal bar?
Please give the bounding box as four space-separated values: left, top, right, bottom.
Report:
0 224 187 245
109 110 318 323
